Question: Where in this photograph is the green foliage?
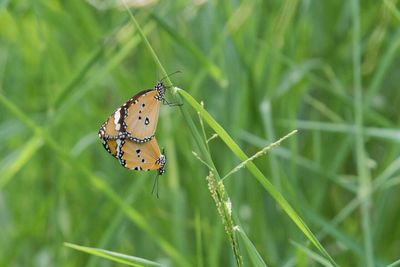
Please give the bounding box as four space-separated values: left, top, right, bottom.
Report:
1 0 400 266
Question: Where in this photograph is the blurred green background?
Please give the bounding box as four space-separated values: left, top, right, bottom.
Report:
1 0 400 266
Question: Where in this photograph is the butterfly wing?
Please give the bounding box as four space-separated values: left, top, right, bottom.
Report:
98 89 161 142
124 90 161 142
98 109 123 139
100 138 118 158
119 138 164 172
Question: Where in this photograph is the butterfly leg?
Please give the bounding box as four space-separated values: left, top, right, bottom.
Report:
151 173 160 199
163 98 183 107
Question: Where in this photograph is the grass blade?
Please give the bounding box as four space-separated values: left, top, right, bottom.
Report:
236 227 268 267
65 243 166 267
0 134 44 189
351 0 374 265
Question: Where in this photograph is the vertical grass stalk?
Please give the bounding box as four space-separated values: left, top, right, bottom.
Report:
351 0 374 266
206 171 243 267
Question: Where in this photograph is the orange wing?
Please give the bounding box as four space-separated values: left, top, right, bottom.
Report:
124 90 161 142
98 89 162 143
119 138 166 174
100 138 118 158
98 89 151 139
100 137 166 174
98 114 119 139
99 108 123 139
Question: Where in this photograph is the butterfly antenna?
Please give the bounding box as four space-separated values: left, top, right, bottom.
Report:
151 173 160 199
160 70 181 82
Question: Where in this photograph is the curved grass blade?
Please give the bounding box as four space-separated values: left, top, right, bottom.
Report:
236 227 268 267
388 258 400 267
65 243 166 267
291 241 332 267
0 134 44 189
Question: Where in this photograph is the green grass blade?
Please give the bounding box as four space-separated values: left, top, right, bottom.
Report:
236 227 268 267
351 0 374 265
290 120 400 142
0 93 41 133
222 130 297 181
365 28 400 105
384 0 400 20
0 134 43 189
291 241 333 267
387 258 400 267
65 243 166 267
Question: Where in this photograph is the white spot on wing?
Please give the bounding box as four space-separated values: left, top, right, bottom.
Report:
114 108 121 130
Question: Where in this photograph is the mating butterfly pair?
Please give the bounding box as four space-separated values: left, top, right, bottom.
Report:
98 81 167 175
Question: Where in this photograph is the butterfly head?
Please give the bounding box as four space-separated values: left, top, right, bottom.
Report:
157 153 166 175
154 81 166 102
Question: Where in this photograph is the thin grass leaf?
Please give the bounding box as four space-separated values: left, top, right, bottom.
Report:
365 28 400 105
85 178 148 267
288 120 400 142
0 93 41 133
373 156 400 190
290 241 333 267
0 134 43 189
221 130 297 181
384 0 400 21
381 175 400 190
351 1 374 265
303 95 344 123
65 243 166 267
387 258 400 267
236 227 268 267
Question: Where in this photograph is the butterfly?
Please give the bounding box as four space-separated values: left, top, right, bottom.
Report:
100 137 166 175
98 81 166 143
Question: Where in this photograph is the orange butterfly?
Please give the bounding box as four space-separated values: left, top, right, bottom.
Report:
98 81 166 143
100 137 166 175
